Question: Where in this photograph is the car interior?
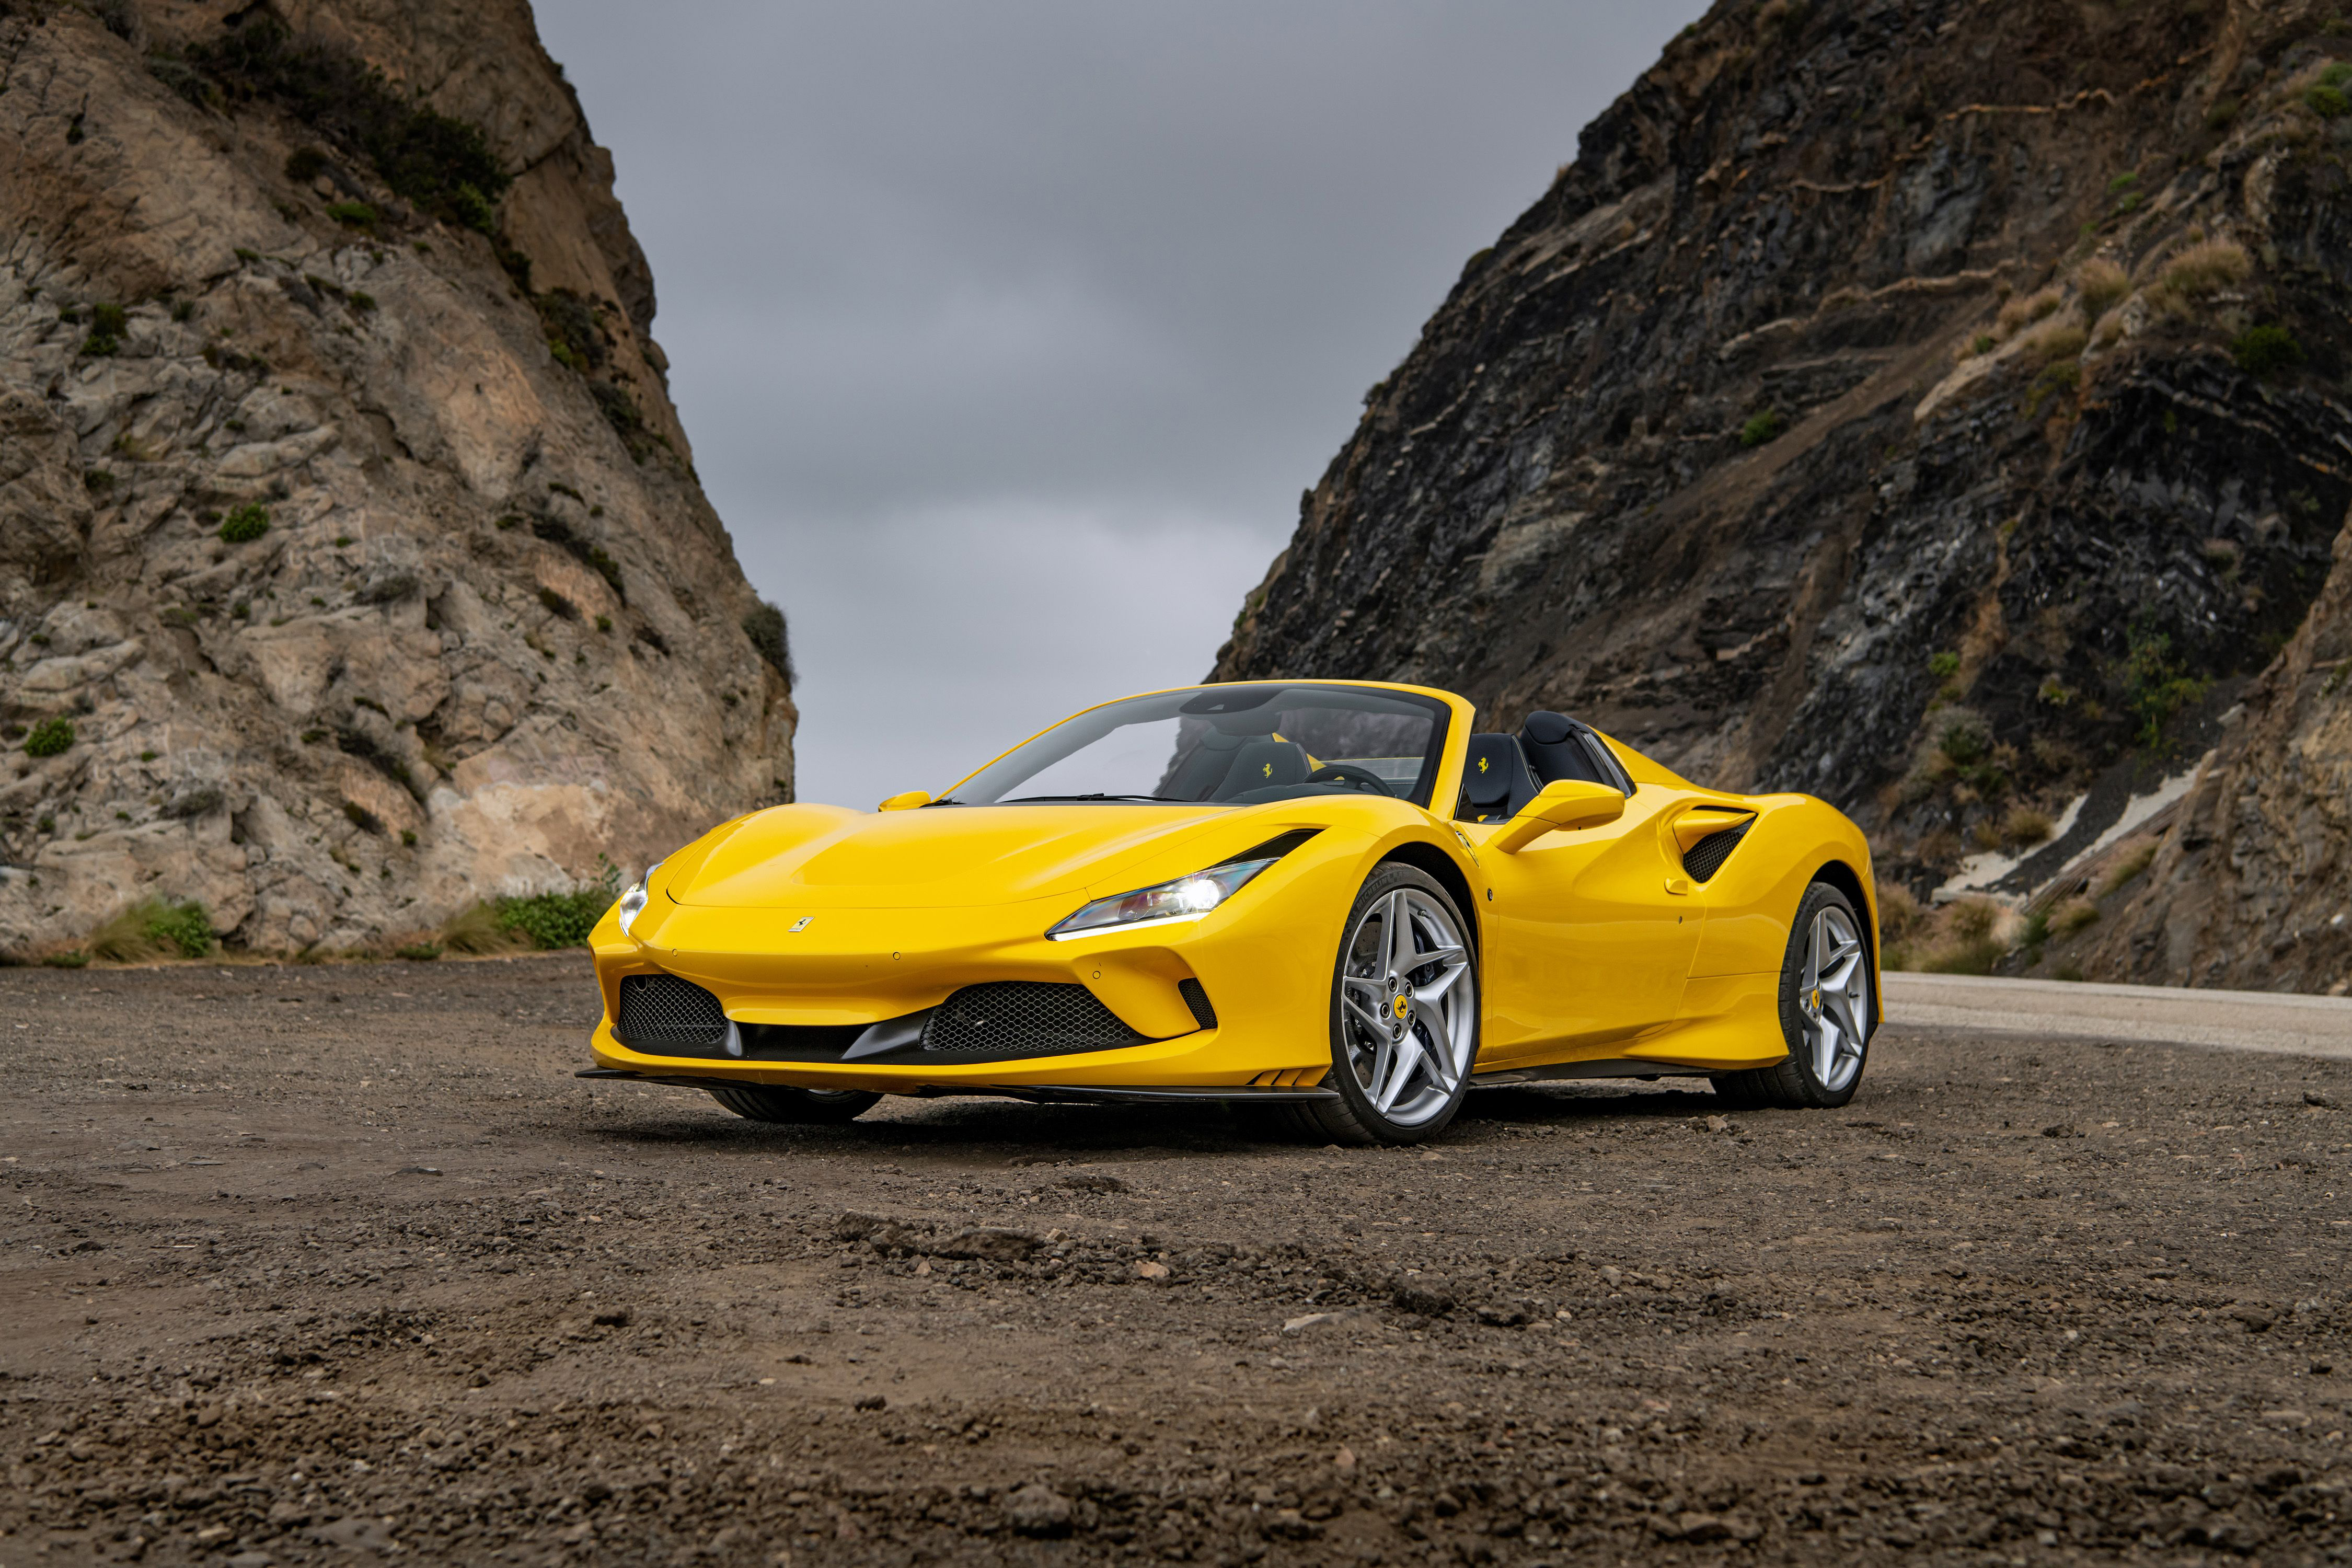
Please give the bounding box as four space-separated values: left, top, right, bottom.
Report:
1456 711 1632 822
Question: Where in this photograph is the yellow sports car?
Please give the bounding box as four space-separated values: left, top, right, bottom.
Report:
579 680 1879 1143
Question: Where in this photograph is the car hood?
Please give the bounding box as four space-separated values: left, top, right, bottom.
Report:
665 802 1239 910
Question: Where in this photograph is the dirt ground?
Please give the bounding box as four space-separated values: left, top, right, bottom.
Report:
3 954 2349 1568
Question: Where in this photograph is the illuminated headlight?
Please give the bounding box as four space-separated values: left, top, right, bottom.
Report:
616 861 661 938
1047 857 1277 941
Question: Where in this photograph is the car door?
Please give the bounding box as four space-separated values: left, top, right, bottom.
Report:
1466 782 1709 1064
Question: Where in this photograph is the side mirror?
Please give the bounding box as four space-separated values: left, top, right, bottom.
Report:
876 790 932 812
1490 778 1626 854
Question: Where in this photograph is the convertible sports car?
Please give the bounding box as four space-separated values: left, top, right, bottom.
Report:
579 680 1879 1143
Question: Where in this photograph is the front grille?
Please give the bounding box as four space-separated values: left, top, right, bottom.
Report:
1178 978 1218 1031
1681 820 1754 884
616 973 729 1054
918 982 1142 1061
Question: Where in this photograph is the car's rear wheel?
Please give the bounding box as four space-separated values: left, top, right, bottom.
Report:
708 1085 881 1125
1712 880 1872 1109
1286 863 1478 1145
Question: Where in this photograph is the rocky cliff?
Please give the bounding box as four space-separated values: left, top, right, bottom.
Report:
0 0 793 956
1215 0 2352 991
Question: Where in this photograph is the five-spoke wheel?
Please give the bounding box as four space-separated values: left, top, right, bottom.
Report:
1287 863 1478 1144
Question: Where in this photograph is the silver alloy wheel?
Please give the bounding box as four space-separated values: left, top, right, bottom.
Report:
1337 888 1476 1127
1799 903 1870 1092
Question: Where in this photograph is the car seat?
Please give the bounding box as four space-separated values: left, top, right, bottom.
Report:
1456 733 1540 823
1518 710 1632 794
1215 737 1312 799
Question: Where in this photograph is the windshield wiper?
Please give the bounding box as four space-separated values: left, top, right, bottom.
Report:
1000 792 1187 803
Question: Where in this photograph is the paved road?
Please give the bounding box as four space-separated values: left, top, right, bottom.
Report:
1886 971 2352 1060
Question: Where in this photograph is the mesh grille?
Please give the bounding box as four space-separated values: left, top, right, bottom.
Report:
1178 978 1218 1031
1682 820 1754 884
919 982 1142 1061
616 974 730 1054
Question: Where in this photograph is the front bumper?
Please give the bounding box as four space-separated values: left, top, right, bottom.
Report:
586 880 1342 1095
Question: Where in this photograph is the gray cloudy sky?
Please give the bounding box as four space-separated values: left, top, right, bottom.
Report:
533 2 1703 811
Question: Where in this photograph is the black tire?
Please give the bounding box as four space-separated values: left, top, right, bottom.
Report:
1287 863 1479 1146
1711 879 1873 1110
708 1085 881 1125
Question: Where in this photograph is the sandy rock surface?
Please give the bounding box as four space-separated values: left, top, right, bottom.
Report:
0 1 791 959
3 959 2349 1563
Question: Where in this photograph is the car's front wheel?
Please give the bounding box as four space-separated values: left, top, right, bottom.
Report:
708 1085 881 1125
1287 863 1478 1145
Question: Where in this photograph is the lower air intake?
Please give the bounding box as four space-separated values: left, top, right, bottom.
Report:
919 982 1143 1061
615 973 730 1054
1681 820 1754 884
1178 977 1218 1031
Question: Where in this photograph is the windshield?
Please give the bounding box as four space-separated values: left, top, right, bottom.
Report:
945 684 1451 809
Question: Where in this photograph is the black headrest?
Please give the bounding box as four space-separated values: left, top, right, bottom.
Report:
1458 733 1539 822
1518 710 1623 791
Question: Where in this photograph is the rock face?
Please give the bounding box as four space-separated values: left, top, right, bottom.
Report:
0 0 793 955
1216 0 2352 990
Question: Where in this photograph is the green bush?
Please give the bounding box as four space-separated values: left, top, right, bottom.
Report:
394 941 443 962
285 145 328 182
325 200 378 229
186 19 511 230
2123 623 2206 746
2307 84 2351 118
496 859 621 949
82 301 128 356
1936 711 1990 766
220 502 270 543
24 717 75 757
2231 324 2305 379
743 601 792 684
1928 651 1961 679
42 950 89 969
1738 408 1785 448
89 898 215 961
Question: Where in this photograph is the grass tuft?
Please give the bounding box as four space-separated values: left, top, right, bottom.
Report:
87 898 214 963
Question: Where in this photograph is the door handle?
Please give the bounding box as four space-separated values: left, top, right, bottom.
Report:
1664 877 1692 896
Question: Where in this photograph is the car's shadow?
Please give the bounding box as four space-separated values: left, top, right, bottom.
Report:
582 1079 1740 1163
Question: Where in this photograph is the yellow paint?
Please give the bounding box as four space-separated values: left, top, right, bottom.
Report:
586 679 1878 1094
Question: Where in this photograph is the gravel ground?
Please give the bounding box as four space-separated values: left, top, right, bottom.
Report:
3 954 2350 1567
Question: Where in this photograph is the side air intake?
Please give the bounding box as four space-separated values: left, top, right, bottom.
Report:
1681 820 1754 884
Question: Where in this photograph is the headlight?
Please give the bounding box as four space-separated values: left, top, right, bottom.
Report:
616 861 662 937
1046 857 1277 941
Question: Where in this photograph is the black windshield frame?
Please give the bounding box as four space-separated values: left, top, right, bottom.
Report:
943 683 1455 811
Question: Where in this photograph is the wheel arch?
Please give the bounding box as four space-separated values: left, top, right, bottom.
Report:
1376 838 1481 955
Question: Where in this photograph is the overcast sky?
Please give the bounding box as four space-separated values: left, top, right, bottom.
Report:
534 2 1704 811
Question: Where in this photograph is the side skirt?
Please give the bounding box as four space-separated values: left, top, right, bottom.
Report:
1470 1058 1722 1087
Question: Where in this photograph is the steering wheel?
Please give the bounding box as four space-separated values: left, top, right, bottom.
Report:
1306 763 1394 796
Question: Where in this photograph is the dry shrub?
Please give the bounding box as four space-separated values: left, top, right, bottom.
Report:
2076 257 2129 320
1883 892 2019 973
441 901 527 955
87 898 215 962
2002 806 2055 848
2090 307 2127 349
2150 238 2252 316
1875 878 1928 947
2095 839 2160 898
2050 897 2101 939
1918 896 2014 974
2020 318 2088 366
1996 286 2066 338
1971 820 2002 851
